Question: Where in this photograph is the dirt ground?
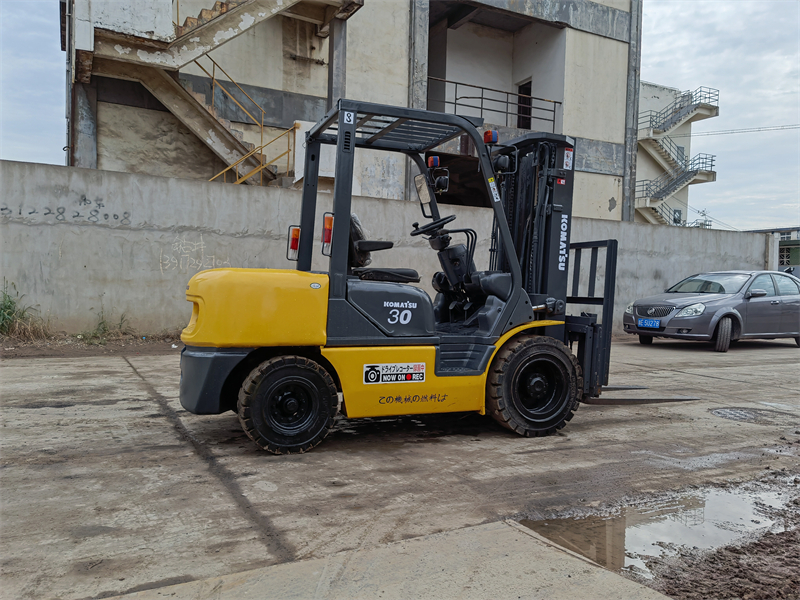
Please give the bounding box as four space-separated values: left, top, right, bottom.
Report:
1 336 799 599
643 477 800 600
0 333 182 359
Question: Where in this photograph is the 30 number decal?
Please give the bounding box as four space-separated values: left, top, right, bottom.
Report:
388 309 412 325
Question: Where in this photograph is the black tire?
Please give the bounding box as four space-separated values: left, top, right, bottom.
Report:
486 335 581 437
639 335 653 345
714 317 732 353
795 337 800 348
238 356 338 454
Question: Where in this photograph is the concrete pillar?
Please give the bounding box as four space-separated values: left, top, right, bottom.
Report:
71 81 97 169
406 0 430 201
621 0 643 222
407 0 429 111
327 18 347 110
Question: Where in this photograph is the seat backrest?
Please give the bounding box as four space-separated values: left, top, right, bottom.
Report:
349 214 372 268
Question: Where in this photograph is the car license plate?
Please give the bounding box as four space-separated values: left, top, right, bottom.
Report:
638 318 660 329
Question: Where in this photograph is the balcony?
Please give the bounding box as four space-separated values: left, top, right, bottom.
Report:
427 77 561 133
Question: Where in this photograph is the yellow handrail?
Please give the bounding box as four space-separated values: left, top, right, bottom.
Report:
192 54 300 185
210 123 299 184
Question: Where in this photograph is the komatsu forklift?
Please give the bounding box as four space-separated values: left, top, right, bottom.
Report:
179 99 617 454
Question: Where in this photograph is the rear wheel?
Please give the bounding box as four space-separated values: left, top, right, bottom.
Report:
714 317 732 353
238 356 338 454
638 335 653 345
486 336 581 437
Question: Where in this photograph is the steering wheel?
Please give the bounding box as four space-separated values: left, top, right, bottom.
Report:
410 214 456 237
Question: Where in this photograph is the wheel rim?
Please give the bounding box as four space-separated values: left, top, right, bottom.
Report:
261 377 319 436
510 356 569 424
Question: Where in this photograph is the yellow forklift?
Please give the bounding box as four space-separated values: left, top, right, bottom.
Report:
179 99 617 454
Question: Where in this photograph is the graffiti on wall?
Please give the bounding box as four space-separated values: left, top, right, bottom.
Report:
159 234 232 274
0 195 132 225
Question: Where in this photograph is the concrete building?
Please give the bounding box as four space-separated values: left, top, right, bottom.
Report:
635 81 719 226
746 227 800 271
61 0 644 221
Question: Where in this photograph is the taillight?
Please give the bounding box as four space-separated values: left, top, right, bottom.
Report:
287 225 300 261
322 213 334 256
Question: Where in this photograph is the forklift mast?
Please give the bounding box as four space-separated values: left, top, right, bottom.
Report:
491 134 617 396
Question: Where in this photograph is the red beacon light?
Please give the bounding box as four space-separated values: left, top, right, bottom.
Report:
484 130 498 144
427 156 440 168
286 226 301 261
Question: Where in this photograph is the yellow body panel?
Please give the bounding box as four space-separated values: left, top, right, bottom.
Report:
322 320 564 419
181 269 329 348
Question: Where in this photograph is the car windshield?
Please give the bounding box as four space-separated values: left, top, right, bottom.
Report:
667 273 751 294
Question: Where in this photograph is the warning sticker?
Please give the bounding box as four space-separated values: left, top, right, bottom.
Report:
489 180 502 203
364 363 426 384
563 148 574 170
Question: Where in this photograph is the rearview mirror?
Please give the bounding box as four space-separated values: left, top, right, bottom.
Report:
414 174 432 209
745 289 768 299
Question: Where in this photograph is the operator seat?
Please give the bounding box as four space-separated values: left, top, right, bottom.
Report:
348 214 421 283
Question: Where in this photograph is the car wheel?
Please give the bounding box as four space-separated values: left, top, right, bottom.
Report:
714 317 732 353
795 337 800 348
638 335 653 345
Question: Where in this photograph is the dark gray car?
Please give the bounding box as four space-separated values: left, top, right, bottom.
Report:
622 271 800 352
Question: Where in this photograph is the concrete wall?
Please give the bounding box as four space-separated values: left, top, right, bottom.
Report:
446 23 514 125
95 103 228 180
1 162 773 335
79 0 173 42
562 29 628 145
512 22 566 133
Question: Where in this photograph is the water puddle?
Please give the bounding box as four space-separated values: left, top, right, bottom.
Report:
521 485 790 578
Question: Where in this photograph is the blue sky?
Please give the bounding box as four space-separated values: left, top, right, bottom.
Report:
1 0 798 230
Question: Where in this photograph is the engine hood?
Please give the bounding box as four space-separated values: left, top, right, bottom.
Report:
634 292 733 308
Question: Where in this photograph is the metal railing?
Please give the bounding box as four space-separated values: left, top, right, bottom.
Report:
654 201 683 226
651 134 687 168
427 77 561 133
193 55 297 184
639 86 719 132
636 153 716 200
210 123 299 184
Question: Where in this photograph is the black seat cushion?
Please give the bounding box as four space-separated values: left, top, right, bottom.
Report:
353 268 420 283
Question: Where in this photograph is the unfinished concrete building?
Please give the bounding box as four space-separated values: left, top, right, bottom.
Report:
62 0 644 220
635 81 719 226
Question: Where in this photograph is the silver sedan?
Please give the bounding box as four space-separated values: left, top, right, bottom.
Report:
622 270 800 352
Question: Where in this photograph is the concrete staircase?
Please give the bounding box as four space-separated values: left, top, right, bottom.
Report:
93 57 270 185
93 0 304 71
638 87 719 137
636 87 719 225
177 1 244 37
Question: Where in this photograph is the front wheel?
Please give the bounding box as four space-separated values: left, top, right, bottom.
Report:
486 336 581 437
238 356 338 454
714 317 732 353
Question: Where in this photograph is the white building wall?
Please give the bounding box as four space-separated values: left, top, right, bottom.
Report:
562 29 628 145
89 0 174 42
512 22 566 133
445 23 514 124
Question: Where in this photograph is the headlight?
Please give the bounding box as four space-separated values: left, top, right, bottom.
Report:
677 303 705 317
625 302 634 314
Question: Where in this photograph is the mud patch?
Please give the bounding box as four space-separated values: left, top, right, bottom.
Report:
521 473 800 599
